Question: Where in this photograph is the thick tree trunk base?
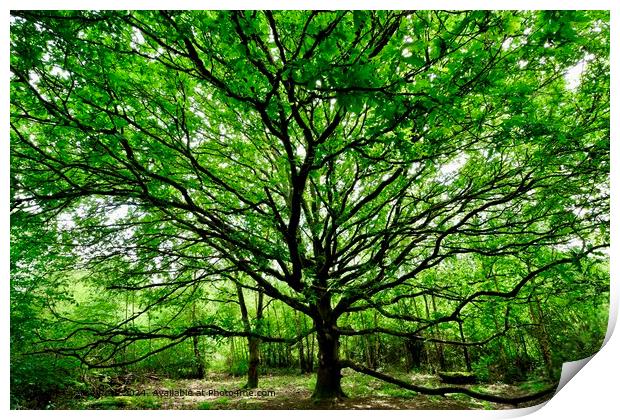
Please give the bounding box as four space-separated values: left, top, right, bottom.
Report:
244 362 259 389
243 381 258 389
312 298 346 401
243 337 260 389
311 391 347 401
311 385 347 400
311 363 346 400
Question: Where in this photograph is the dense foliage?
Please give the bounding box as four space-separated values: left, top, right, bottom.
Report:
10 10 609 409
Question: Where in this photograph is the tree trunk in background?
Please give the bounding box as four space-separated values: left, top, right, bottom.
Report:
192 335 205 379
373 311 381 369
404 338 424 371
529 296 553 378
270 304 285 367
236 285 263 388
458 319 472 372
307 330 315 372
299 335 306 372
294 311 308 373
191 300 205 378
430 294 447 371
535 297 554 376
411 297 430 372
424 295 445 372
490 266 520 379
361 312 377 369
249 290 264 387
229 337 236 374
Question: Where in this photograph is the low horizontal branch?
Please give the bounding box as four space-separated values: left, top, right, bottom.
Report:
336 324 521 347
341 360 556 406
29 324 315 368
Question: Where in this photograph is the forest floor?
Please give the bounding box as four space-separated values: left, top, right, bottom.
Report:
65 370 555 410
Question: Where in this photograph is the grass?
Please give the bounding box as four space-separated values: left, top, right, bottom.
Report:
214 397 231 405
81 395 162 409
196 401 212 410
518 379 553 393
258 371 315 389
160 378 177 389
341 371 420 398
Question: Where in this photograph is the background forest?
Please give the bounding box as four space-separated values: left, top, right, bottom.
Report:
9 10 609 410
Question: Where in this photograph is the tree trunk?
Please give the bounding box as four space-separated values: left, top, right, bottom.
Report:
312 326 345 400
424 295 446 372
411 297 430 372
457 320 472 372
529 297 553 377
430 294 447 371
229 337 236 374
193 335 205 379
299 337 306 372
307 331 315 372
246 337 260 388
405 338 424 371
236 284 263 388
373 311 381 369
294 311 307 373
311 295 345 400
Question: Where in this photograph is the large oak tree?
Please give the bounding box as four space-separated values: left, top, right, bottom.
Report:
10 10 609 402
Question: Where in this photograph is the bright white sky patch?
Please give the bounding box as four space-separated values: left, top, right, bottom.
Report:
28 71 40 85
434 155 468 185
106 204 130 224
50 65 70 79
439 155 467 177
564 54 595 91
131 27 146 48
502 37 513 50
296 144 306 160
407 162 421 176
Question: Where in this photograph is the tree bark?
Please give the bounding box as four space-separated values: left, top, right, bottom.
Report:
458 320 472 372
313 326 345 399
529 297 553 377
236 284 263 388
424 295 445 372
189 298 205 379
311 296 346 400
294 311 307 373
192 335 205 379
307 330 315 372
246 337 260 388
430 294 447 371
